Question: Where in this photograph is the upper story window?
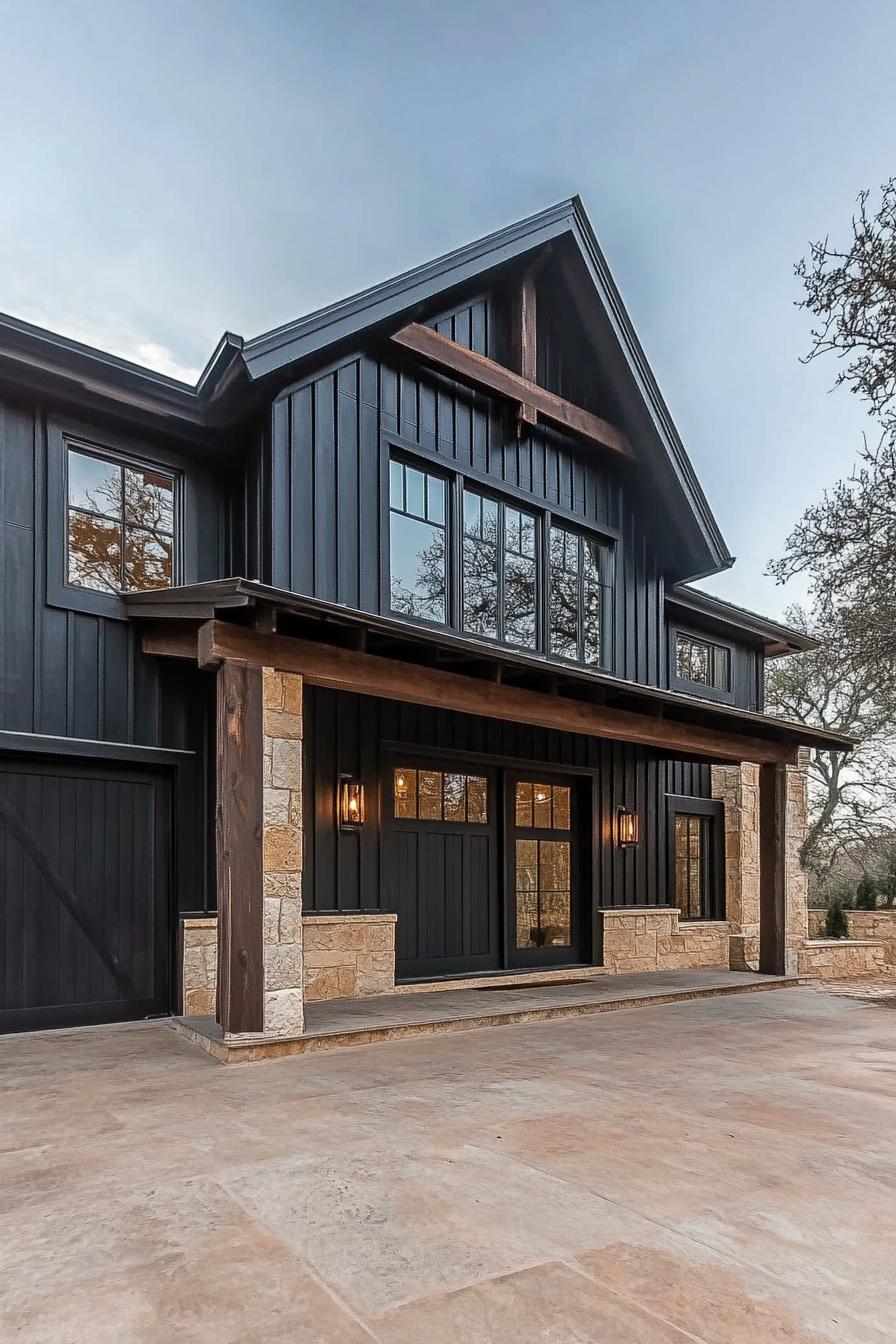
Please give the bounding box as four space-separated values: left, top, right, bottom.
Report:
386 449 613 669
389 459 447 624
67 445 175 593
675 632 730 691
462 489 537 649
549 525 608 666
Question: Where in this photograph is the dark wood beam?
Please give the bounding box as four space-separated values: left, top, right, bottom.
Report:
510 270 539 427
758 763 788 975
196 620 795 765
143 626 200 659
215 658 264 1034
392 321 633 460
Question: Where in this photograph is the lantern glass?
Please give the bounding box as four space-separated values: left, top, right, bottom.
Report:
617 808 639 848
340 778 366 828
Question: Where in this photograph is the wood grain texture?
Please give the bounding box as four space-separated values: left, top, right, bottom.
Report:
510 272 539 426
200 621 795 765
758 763 787 975
391 322 633 459
215 659 264 1033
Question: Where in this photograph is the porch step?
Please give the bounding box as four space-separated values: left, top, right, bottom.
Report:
174 970 800 1064
394 965 608 995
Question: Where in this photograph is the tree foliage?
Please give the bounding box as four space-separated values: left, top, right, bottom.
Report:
770 180 896 671
765 603 896 877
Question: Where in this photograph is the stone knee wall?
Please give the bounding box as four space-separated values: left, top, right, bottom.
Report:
180 910 397 1011
261 668 304 1038
303 914 397 1001
181 918 217 1016
798 939 889 980
599 907 730 973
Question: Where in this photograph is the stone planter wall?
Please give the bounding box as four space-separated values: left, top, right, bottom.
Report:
807 909 896 973
598 907 730 974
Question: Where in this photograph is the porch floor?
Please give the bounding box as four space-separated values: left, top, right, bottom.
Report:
178 968 795 1062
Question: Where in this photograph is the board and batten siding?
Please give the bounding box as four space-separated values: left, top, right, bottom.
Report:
0 392 221 913
302 685 715 920
266 289 675 692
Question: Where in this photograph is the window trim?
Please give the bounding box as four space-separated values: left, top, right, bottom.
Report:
668 624 735 705
47 418 187 620
381 434 615 671
666 794 725 920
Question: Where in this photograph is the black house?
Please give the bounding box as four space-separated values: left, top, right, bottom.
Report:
0 198 849 1038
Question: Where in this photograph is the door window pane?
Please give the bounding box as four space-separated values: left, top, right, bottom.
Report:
514 782 571 831
393 767 488 824
515 839 571 948
674 813 708 919
394 767 417 819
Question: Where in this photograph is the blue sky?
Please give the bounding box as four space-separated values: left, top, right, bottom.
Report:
1 0 894 616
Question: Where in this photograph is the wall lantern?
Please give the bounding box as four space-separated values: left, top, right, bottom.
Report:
617 806 639 848
339 775 366 829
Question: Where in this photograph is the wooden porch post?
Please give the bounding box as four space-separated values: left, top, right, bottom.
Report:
215 658 265 1034
758 762 787 975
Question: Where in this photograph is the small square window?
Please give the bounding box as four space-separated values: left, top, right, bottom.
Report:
65 443 175 596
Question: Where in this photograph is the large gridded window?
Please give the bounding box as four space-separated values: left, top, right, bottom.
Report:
393 767 488 824
549 525 610 666
462 489 537 648
66 445 175 593
389 460 448 624
675 633 730 692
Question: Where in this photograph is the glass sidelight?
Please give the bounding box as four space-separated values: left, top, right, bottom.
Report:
512 781 573 952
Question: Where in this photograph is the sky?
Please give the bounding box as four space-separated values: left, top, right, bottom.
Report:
1 0 894 617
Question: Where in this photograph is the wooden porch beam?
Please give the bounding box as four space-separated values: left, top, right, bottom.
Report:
215 658 264 1034
391 321 634 460
196 620 795 765
758 763 787 975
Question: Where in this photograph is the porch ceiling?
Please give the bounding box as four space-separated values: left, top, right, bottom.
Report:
126 578 855 764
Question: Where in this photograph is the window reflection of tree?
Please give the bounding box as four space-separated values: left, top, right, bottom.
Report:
389 529 447 622
67 453 174 593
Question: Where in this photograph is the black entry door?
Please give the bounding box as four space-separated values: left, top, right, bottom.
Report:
0 756 172 1032
505 773 582 968
384 758 500 979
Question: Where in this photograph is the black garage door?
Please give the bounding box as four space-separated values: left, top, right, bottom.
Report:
0 756 171 1032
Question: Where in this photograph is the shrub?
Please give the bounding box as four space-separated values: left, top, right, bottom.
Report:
854 874 878 911
825 897 849 939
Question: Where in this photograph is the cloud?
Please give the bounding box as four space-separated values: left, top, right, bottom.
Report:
7 305 202 385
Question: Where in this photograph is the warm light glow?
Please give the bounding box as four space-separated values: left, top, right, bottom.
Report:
395 772 408 799
339 777 366 828
617 807 639 848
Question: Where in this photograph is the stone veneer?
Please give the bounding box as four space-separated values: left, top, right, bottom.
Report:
260 668 304 1038
798 939 889 980
181 917 217 1016
711 753 809 976
808 908 896 957
599 907 730 974
303 913 397 1001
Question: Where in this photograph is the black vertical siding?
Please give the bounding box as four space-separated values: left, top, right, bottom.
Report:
269 285 683 692
303 685 715 920
0 392 221 913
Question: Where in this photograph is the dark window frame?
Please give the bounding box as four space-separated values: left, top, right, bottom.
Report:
666 794 725 920
547 521 614 669
386 454 451 629
381 435 615 671
46 417 188 621
461 485 540 652
669 624 735 705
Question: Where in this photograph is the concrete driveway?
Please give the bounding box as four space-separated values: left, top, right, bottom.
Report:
1 987 893 1342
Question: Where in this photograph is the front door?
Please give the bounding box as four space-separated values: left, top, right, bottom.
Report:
384 758 501 980
506 774 582 968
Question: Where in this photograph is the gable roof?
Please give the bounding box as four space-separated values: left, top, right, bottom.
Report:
667 585 819 657
0 197 732 578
